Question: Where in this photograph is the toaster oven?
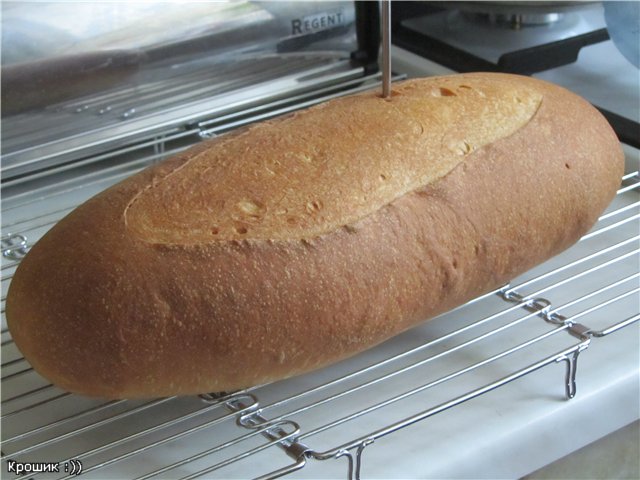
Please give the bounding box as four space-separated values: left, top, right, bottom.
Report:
1 2 638 478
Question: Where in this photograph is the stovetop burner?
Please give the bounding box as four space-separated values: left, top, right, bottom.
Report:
451 1 599 28
392 1 639 148
393 2 607 74
462 11 564 29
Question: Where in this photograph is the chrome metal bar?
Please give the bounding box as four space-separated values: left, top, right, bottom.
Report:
102 61 329 120
617 181 640 195
264 312 565 426
59 60 247 108
2 146 181 212
0 357 24 370
591 313 640 337
1 391 68 417
559 287 640 324
254 455 308 480
54 399 258 480
2 129 194 190
1 366 33 382
579 213 640 242
381 1 392 98
298 325 577 442
598 201 640 221
136 419 300 480
1 272 15 283
178 428 302 480
307 339 589 459
3 205 74 231
60 65 227 111
2 398 174 459
67 56 336 114
3 399 127 444
524 249 639 299
505 238 639 294
546 273 639 317
621 171 639 181
2 260 23 272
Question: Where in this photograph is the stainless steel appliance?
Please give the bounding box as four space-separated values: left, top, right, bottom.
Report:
2 2 638 478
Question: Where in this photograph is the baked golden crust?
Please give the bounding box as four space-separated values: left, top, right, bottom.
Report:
6 73 623 398
124 75 541 243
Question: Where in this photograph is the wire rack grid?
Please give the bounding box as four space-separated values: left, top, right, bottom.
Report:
1 105 638 479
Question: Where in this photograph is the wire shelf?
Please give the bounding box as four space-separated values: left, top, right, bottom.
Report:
1 92 638 478
1 53 363 181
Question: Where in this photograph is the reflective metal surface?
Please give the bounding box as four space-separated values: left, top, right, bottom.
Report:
1 1 358 180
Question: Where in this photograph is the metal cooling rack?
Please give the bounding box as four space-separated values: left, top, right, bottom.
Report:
1 101 638 478
1 53 363 180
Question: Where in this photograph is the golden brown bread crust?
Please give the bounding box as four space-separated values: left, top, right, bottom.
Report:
6 73 623 398
124 75 541 242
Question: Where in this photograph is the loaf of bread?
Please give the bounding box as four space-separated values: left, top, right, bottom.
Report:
6 73 623 399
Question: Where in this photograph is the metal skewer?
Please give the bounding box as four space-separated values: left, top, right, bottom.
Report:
381 0 391 98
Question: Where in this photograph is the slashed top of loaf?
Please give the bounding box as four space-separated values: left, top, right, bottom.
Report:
125 74 542 243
